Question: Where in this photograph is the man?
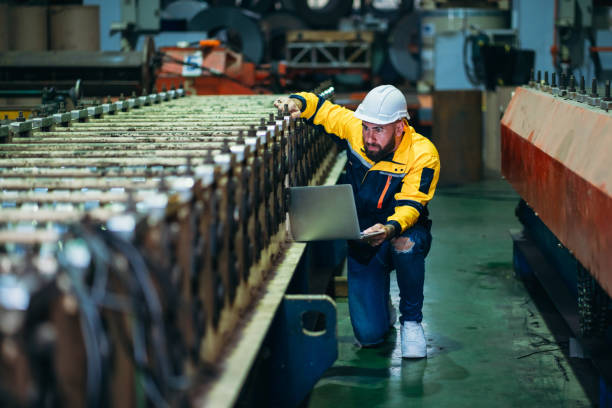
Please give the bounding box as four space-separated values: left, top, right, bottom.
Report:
274 85 440 358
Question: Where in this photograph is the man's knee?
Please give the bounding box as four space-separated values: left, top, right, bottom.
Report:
391 236 416 253
391 227 431 256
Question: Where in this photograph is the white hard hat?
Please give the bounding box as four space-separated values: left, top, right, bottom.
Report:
354 85 409 125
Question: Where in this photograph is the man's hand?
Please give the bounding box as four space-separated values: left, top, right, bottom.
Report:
362 223 395 247
273 96 302 119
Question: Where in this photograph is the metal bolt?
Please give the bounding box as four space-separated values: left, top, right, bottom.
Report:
171 84 176 91
551 72 557 87
159 175 168 192
591 78 598 97
248 125 256 137
162 85 167 92
2 339 18 362
126 190 136 211
580 76 586 94
204 149 215 164
604 80 611 101
569 75 576 92
537 70 541 85
62 294 78 315
529 68 534 84
544 71 549 86
186 156 193 175
559 74 566 90
222 139 231 153
141 88 147 96
17 112 25 122
237 130 245 144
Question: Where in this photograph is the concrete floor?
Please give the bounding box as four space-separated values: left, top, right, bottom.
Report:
308 180 594 408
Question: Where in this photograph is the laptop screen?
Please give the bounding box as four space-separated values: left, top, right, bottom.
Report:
288 184 362 241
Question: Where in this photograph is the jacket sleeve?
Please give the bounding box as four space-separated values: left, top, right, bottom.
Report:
290 92 362 142
386 146 440 234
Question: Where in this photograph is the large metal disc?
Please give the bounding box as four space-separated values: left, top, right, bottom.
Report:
188 6 264 64
289 0 353 29
369 0 414 20
259 11 307 61
388 12 420 81
240 0 274 13
161 0 208 20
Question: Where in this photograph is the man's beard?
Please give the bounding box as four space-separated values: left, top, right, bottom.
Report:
364 139 395 162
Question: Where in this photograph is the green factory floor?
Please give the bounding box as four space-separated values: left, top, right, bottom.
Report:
308 180 596 408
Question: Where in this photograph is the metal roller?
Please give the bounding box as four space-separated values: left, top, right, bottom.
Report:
368 0 414 20
161 0 208 21
387 12 421 81
188 6 264 64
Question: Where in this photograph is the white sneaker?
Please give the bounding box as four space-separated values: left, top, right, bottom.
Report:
401 321 427 358
388 298 397 327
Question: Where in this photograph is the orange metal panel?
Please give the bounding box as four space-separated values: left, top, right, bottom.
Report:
501 87 612 296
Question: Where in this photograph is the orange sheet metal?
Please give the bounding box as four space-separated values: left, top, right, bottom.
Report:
501 87 612 296
156 46 269 95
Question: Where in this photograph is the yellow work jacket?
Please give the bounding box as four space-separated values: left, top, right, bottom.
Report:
291 92 440 236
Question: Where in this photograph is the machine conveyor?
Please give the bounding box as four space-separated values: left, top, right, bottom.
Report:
0 86 340 407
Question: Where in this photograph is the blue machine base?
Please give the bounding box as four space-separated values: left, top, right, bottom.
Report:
512 201 612 406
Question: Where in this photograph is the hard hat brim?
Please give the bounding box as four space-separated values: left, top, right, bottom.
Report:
353 110 410 125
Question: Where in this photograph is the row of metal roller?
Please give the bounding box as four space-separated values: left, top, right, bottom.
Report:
0 85 337 407
0 4 100 52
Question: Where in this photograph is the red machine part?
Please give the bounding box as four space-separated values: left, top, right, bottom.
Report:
501 87 612 296
155 46 273 95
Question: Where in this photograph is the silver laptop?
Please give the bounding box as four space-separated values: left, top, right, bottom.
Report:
288 184 384 242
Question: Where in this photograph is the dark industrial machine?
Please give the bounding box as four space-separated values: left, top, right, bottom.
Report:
463 26 534 89
0 38 157 98
0 84 341 407
503 73 612 400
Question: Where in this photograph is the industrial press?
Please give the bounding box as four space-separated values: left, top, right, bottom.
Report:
0 84 341 407
503 72 612 392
